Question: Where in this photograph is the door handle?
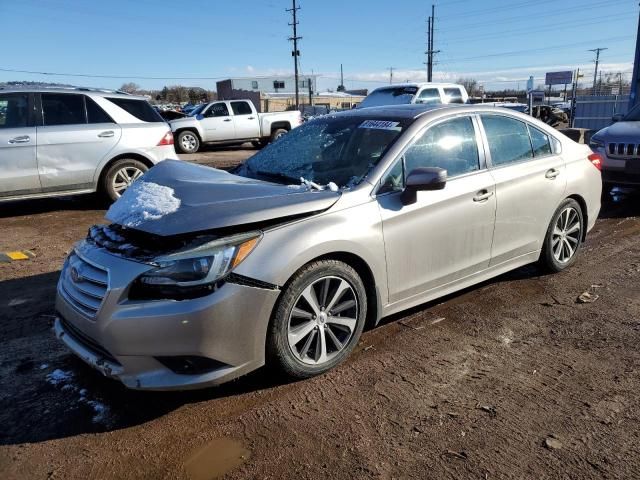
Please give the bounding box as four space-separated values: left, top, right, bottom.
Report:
223 119 232 122
98 131 115 138
8 135 30 144
473 189 494 202
248 116 255 120
545 168 560 179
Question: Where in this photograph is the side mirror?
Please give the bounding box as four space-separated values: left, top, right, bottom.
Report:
612 113 624 123
401 167 447 205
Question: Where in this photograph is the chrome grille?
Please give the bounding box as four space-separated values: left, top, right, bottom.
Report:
608 142 640 158
60 252 108 318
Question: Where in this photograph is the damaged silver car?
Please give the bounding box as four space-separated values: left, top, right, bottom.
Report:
54 104 602 390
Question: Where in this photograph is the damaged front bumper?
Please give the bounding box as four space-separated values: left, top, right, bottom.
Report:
54 243 280 391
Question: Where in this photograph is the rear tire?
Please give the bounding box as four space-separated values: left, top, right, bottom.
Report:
176 130 200 153
102 159 148 202
539 198 584 272
270 128 288 143
266 260 367 380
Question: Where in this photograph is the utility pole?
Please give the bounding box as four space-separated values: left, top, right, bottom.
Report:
287 0 302 109
389 67 394 84
426 4 440 82
308 78 313 106
589 47 607 94
337 63 345 92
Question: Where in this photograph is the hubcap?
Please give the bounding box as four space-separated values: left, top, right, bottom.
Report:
112 166 144 197
552 207 581 263
181 133 197 151
287 276 358 365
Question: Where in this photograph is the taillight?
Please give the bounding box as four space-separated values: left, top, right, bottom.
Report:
588 152 602 171
158 131 174 146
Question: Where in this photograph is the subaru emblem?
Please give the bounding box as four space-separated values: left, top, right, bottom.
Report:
70 266 82 283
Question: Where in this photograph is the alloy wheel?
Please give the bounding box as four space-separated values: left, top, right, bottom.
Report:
552 206 581 264
112 166 144 197
180 133 197 152
287 276 359 365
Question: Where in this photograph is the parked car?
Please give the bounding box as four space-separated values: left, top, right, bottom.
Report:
0 87 175 202
590 103 640 187
170 99 302 153
358 83 468 109
54 104 601 390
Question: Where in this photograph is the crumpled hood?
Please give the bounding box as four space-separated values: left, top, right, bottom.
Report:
105 160 341 236
597 120 640 141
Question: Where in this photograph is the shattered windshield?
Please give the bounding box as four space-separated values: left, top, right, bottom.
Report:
235 116 406 188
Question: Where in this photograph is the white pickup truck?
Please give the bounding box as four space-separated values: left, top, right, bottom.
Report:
170 99 302 153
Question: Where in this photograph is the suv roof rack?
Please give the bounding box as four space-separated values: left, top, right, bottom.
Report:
0 85 132 95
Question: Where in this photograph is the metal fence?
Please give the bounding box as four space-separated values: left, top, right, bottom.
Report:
573 95 630 130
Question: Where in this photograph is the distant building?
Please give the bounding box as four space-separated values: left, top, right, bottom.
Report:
216 76 364 112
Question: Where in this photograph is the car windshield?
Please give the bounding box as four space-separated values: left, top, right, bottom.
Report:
359 87 419 108
234 116 406 188
624 103 640 121
188 104 207 117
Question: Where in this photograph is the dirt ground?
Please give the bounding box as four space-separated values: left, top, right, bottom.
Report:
1 147 639 479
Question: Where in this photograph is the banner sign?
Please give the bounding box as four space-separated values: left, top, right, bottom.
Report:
545 71 573 85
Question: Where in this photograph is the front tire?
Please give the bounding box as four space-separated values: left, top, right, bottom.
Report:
102 159 148 202
267 260 367 379
540 198 584 272
176 130 200 153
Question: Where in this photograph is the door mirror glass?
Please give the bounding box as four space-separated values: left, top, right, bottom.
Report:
612 113 624 123
401 167 447 205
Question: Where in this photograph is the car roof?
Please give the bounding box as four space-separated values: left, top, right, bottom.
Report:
341 103 461 119
374 82 464 90
0 85 144 100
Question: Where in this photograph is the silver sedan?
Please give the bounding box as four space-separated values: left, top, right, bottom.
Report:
54 104 602 390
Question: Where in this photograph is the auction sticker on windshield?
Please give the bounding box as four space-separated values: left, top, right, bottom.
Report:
359 120 401 130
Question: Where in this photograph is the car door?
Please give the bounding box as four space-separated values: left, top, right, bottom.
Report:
0 92 40 197
478 114 566 266
230 101 260 138
36 93 121 191
377 115 496 304
200 102 235 141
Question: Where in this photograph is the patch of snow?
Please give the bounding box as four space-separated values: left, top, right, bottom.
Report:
45 369 73 386
8 298 27 307
86 400 110 424
39 363 49 370
102 226 125 242
106 180 181 227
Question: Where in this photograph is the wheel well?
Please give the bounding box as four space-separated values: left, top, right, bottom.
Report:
98 153 154 190
567 194 588 241
270 122 291 133
174 128 202 142
312 252 379 329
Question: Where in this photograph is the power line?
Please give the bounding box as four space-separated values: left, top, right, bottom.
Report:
286 0 302 109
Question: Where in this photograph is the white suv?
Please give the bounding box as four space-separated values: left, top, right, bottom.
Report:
358 83 469 109
0 87 176 202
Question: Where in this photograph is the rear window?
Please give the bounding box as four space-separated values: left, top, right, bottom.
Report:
106 97 163 122
86 97 114 123
359 87 418 108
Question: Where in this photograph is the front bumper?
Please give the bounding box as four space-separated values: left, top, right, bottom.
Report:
55 244 280 391
598 147 640 186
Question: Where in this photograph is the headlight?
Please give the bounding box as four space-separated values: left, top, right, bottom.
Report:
589 136 604 149
131 232 261 299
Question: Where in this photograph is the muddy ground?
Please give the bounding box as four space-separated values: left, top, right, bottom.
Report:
0 147 639 479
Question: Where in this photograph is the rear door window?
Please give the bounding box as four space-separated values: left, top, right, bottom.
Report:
416 88 441 105
528 124 552 157
444 88 464 104
404 116 480 177
85 96 114 123
481 115 533 166
42 93 86 126
230 101 253 116
0 93 29 129
106 97 163 122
